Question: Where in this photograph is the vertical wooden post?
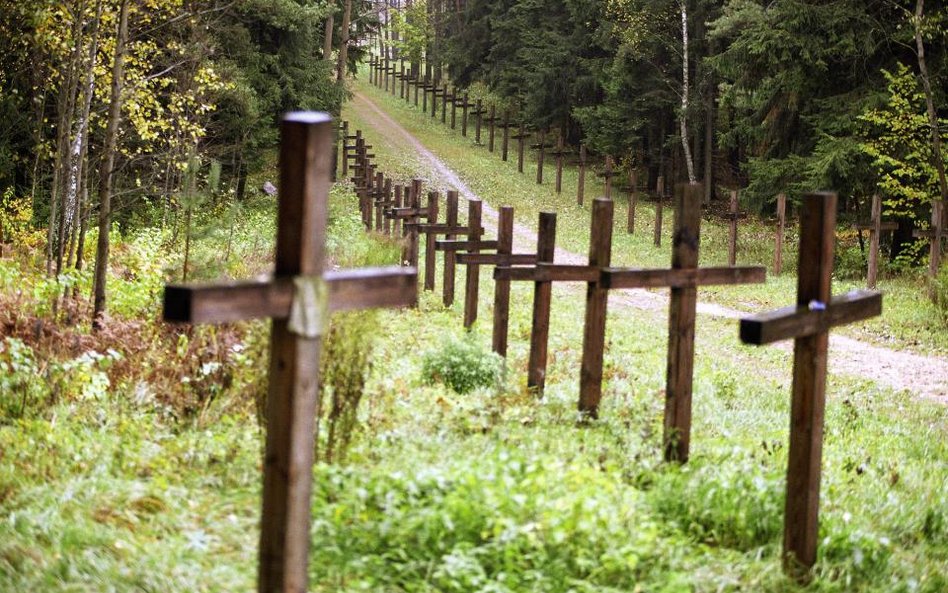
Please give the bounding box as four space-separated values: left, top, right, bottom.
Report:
488 105 496 152
450 89 457 129
627 170 637 234
775 193 786 275
654 176 665 247
664 183 702 462
577 145 586 206
729 190 739 266
502 110 510 162
555 134 564 193
929 199 944 279
374 172 385 232
463 200 483 328
422 76 429 113
409 179 423 268
461 93 469 137
258 113 331 593
492 206 514 356
603 156 613 199
441 83 448 124
528 212 557 393
578 199 614 417
783 192 837 577
393 184 403 241
475 99 483 144
443 190 459 306
382 178 392 235
536 130 546 185
424 192 440 291
517 121 526 173
868 194 881 289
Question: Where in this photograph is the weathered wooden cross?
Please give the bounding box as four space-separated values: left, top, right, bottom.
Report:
596 184 765 460
387 179 429 268
854 194 897 288
725 190 748 266
485 105 499 153
550 134 569 194
163 113 417 593
774 193 787 275
456 206 537 355
511 121 531 174
499 110 513 162
597 156 617 200
739 191 882 578
577 145 587 205
435 200 497 327
472 99 486 144
626 169 638 234
533 130 548 184
431 83 444 119
459 93 473 137
913 198 945 280
654 176 666 247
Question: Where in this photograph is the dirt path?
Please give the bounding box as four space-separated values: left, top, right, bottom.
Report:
350 92 948 402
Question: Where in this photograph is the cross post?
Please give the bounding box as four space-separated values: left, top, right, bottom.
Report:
534 129 547 184
486 105 498 152
435 200 497 327
500 110 512 161
654 176 665 247
577 145 587 205
740 192 882 578
473 99 485 144
912 199 945 280
627 169 638 234
460 93 471 137
725 190 748 266
511 121 530 174
550 134 569 194
597 156 616 200
854 194 897 288
163 113 417 593
456 206 537 355
774 193 787 275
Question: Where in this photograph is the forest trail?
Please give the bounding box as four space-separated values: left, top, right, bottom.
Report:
350 91 948 402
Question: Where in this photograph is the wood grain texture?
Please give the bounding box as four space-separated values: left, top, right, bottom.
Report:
492 206 514 356
578 199 614 417
774 193 786 275
424 192 440 291
443 191 458 306
463 200 483 328
436 239 499 252
602 265 765 289
739 290 881 345
493 264 599 282
627 170 637 234
577 145 586 205
528 212 557 393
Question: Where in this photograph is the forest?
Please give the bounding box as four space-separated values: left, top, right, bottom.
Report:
1 1 947 592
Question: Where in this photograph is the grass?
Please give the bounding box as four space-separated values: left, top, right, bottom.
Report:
344 74 948 357
0 108 946 591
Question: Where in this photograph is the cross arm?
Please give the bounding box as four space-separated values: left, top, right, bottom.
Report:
435 239 499 252
409 223 485 235
493 264 600 282
163 267 417 325
739 290 881 345
602 265 765 289
456 253 537 266
855 222 898 232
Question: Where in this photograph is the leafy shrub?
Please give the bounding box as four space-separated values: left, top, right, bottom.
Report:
421 333 503 394
0 338 45 420
318 310 379 464
835 245 868 280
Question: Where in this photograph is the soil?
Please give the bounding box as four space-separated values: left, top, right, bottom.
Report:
350 92 948 403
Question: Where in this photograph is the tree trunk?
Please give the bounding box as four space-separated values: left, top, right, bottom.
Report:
336 0 352 81
679 0 697 184
915 0 948 237
323 11 334 61
92 0 129 330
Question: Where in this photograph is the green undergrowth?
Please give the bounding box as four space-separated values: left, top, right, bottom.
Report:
1 140 946 592
345 75 948 356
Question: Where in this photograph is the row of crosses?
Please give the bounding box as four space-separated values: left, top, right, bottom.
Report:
165 112 884 590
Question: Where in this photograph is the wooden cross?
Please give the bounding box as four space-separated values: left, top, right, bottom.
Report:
724 190 748 266
456 206 537 355
913 199 945 280
598 184 765 459
577 145 587 205
854 194 897 288
492 211 566 393
373 171 386 232
459 93 473 137
411 191 486 293
550 134 570 194
421 77 433 114
498 110 514 162
398 62 407 100
533 129 548 185
740 192 882 579
774 193 787 275
388 64 397 96
472 99 486 144
597 156 617 199
368 55 376 85
435 200 497 327
433 190 486 307
431 83 444 119
484 105 499 152
387 179 429 268
448 87 457 129
163 113 417 593
441 84 450 124
511 121 531 174
654 176 666 247
626 169 638 234
412 74 420 106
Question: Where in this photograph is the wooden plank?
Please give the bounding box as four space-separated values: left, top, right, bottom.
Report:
854 222 898 231
435 239 499 252
774 193 786 275
408 179 423 268
868 194 882 288
578 198 614 417
463 200 483 328
536 129 545 184
493 264 599 282
528 212 557 393
424 192 440 291
492 206 514 356
413 224 484 235
602 265 766 289
739 290 882 345
164 268 419 324
728 190 739 266
457 253 537 265
443 191 458 306
664 183 702 463
627 170 637 234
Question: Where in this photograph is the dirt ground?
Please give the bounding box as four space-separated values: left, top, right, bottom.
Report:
350 91 948 402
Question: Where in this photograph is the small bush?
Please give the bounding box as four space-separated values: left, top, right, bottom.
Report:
421 333 503 395
318 310 379 463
